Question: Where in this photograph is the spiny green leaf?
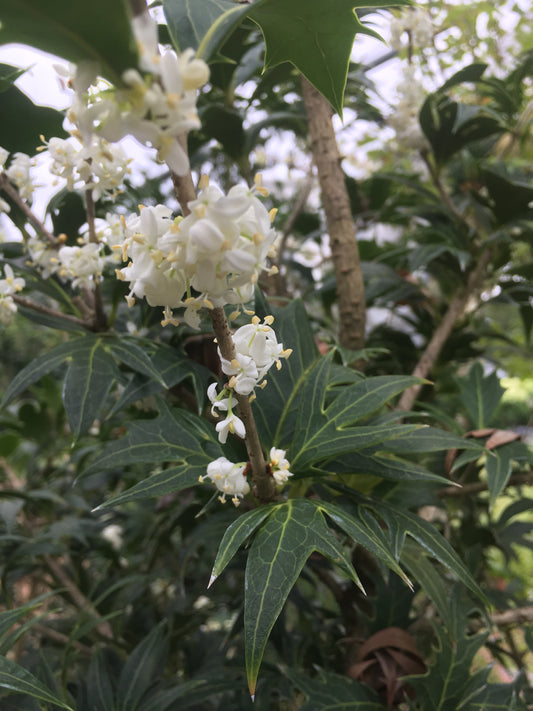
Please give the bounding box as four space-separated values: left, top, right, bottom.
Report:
94 463 207 510
253 299 318 446
210 505 277 585
82 399 221 478
105 338 167 387
164 0 410 114
285 668 387 710
369 499 486 603
485 446 513 510
0 0 138 85
310 499 411 587
401 543 452 626
63 340 118 438
288 352 423 471
244 499 362 695
0 656 73 709
456 363 504 429
247 0 400 115
1 337 95 408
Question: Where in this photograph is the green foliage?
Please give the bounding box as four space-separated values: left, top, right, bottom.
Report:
0 0 138 84
164 0 411 114
0 1 532 709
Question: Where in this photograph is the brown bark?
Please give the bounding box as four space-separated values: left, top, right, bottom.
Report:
300 76 366 350
396 247 493 412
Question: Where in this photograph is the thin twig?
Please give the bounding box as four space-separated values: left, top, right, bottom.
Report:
32 623 93 656
396 246 493 411
438 471 533 498
43 555 113 640
13 294 92 329
0 173 58 244
84 188 107 329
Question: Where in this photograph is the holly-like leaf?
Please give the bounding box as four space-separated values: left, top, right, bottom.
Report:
244 499 362 695
252 299 318 445
485 445 513 510
104 338 167 387
366 498 486 603
94 464 206 510
285 668 387 710
1 337 94 408
63 340 118 439
0 656 73 709
405 626 489 711
286 352 423 472
456 363 504 429
83 399 220 475
308 499 411 586
246 0 400 115
164 0 409 115
209 505 276 585
0 0 138 85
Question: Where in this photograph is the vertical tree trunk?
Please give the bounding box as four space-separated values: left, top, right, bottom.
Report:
301 77 366 351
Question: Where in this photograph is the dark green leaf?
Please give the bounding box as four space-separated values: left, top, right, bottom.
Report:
0 656 73 710
1 337 93 407
210 505 276 584
244 499 361 695
485 447 513 509
95 463 208 510
401 543 452 626
116 623 168 711
0 66 68 155
85 650 115 711
83 399 221 477
285 668 386 710
456 363 504 429
105 338 166 386
63 340 118 438
0 0 138 85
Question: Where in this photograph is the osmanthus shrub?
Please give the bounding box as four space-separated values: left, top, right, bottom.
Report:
0 1 530 709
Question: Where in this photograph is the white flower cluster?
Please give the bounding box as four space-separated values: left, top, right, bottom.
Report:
389 65 429 151
200 447 293 506
116 177 279 328
390 8 434 51
218 315 292 396
0 264 25 325
59 12 209 176
200 458 250 506
43 135 131 200
2 151 36 203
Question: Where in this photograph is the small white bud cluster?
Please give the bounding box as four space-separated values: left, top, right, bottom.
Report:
390 8 434 51
0 264 25 326
389 65 429 151
115 176 279 328
42 136 131 200
2 151 36 203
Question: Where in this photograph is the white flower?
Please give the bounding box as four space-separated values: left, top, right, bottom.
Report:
0 147 9 169
101 524 123 551
218 315 292 395
207 382 230 416
202 457 250 505
5 152 35 202
269 447 293 485
58 242 104 289
215 411 246 444
0 265 25 326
